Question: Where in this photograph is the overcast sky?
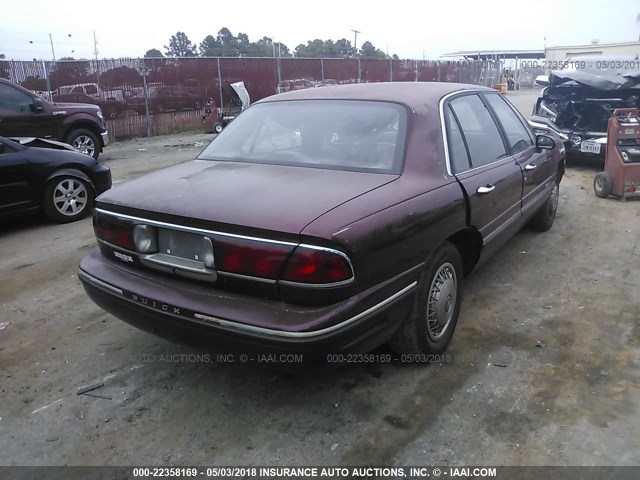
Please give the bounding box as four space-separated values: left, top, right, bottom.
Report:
2 0 639 60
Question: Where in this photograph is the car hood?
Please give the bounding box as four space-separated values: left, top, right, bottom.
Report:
50 101 101 111
549 69 640 91
96 160 398 235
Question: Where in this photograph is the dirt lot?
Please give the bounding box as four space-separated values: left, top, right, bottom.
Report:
1 90 639 467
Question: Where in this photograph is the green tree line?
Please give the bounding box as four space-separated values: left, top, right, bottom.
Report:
149 29 397 59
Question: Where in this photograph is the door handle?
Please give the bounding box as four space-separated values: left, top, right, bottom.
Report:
477 185 496 194
524 164 537 171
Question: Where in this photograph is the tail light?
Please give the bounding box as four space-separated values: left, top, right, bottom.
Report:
93 213 134 251
214 237 293 279
281 246 353 284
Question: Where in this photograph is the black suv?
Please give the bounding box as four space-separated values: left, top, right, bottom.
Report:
0 79 108 159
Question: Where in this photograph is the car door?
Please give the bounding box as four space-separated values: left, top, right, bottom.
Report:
445 93 524 250
483 92 554 216
0 82 53 138
0 141 33 215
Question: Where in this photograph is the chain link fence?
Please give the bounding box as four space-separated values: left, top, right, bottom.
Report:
1 57 496 142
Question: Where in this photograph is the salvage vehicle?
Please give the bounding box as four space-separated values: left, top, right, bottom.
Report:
0 79 109 159
203 82 250 134
0 136 112 223
530 56 640 158
79 82 564 360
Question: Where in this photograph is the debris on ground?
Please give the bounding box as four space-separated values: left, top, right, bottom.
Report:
535 341 548 349
330 443 340 452
493 363 507 368
77 382 105 396
0 322 11 330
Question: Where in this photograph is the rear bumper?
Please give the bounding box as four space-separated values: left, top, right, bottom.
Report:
79 250 417 360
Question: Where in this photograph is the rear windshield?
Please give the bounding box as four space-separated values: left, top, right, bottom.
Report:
198 100 407 174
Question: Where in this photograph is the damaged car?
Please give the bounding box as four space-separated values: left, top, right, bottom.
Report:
529 56 640 157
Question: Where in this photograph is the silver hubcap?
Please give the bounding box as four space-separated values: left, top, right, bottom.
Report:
426 262 457 340
72 135 95 156
53 179 88 216
595 177 604 192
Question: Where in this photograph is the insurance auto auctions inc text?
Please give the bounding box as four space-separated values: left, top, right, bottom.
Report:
256 467 497 477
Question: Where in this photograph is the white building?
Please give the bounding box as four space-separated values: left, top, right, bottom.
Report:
545 41 640 62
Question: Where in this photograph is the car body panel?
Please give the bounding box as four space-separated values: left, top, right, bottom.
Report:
80 82 562 354
0 136 111 220
0 79 108 154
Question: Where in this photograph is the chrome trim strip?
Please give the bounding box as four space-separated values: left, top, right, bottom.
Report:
194 281 418 338
217 270 276 284
78 269 123 296
96 209 356 287
95 208 298 246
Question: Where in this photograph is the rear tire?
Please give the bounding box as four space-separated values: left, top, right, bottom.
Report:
43 174 94 223
594 172 612 198
390 242 463 355
528 177 560 232
66 129 100 159
214 123 224 134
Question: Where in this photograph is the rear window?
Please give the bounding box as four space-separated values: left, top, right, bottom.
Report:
198 100 407 174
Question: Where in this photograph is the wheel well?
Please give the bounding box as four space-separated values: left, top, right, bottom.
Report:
447 228 482 277
63 122 102 144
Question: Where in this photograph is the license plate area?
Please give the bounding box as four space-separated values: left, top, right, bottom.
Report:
142 229 216 281
158 229 208 261
580 141 601 154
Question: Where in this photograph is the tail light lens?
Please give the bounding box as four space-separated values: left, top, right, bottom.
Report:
93 213 134 250
214 237 293 279
281 246 353 284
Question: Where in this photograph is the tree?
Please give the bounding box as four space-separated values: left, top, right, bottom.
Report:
21 76 47 91
99 66 142 88
294 38 354 58
359 41 387 59
144 49 163 58
199 35 223 57
49 59 92 89
165 32 197 57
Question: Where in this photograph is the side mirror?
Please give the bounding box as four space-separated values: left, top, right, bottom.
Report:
536 134 555 150
31 98 45 113
535 75 550 87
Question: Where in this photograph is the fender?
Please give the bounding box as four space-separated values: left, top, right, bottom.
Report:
46 168 95 193
59 113 106 143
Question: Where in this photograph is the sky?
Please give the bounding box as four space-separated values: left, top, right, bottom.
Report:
1 0 639 61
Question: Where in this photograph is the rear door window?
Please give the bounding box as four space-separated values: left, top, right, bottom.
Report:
449 94 507 168
483 93 534 154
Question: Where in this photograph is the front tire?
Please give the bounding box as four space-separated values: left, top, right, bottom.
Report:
66 129 100 159
390 242 463 355
214 123 224 134
43 174 94 223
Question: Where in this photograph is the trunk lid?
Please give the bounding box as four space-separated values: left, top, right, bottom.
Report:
97 160 398 235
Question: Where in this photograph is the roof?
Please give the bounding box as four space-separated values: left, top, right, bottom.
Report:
546 41 640 50
258 81 491 106
441 49 544 60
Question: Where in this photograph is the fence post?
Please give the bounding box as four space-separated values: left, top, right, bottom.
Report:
389 58 393 82
321 58 324 83
217 57 224 110
42 61 52 101
357 57 361 83
142 59 151 138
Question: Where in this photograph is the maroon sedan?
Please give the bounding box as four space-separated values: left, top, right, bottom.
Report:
79 82 564 359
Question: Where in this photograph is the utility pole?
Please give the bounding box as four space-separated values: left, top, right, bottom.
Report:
93 31 99 61
351 29 361 55
49 33 56 60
